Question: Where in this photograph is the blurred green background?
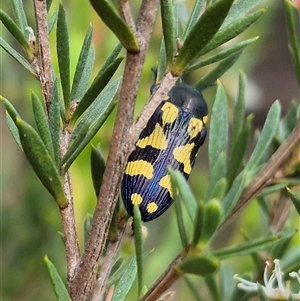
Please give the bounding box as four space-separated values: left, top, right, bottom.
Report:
1 0 299 300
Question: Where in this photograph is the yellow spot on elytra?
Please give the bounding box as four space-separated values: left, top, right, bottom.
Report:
203 115 208 124
188 118 203 139
159 175 174 199
136 124 168 150
173 143 195 174
125 160 154 179
146 202 158 213
161 102 179 124
131 193 143 205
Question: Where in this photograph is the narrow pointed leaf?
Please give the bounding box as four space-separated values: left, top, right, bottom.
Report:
44 256 72 301
231 72 246 144
5 111 23 150
222 0 261 28
221 171 247 222
49 78 61 165
0 9 31 54
208 83 228 173
3 98 66 207
90 145 106 195
227 114 252 188
172 170 197 222
213 231 295 259
89 0 139 52
286 187 300 215
245 101 281 170
111 256 137 301
62 79 120 173
195 51 242 89
171 0 234 75
157 39 168 81
48 11 58 34
206 152 226 202
12 0 28 33
182 0 205 41
32 92 54 159
133 205 144 298
169 168 189 248
70 57 123 125
185 37 258 73
71 25 93 100
199 9 265 56
161 0 176 66
0 37 36 75
57 4 71 118
176 255 219 276
100 43 123 74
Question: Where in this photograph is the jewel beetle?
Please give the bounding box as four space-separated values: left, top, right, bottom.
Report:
121 84 208 222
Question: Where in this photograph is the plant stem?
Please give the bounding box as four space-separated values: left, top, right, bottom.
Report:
69 1 160 299
33 0 53 115
140 252 186 301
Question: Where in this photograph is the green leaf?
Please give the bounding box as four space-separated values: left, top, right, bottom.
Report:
284 0 300 86
90 145 106 195
70 56 123 125
227 114 252 188
44 256 72 301
89 0 139 52
83 214 93 246
3 97 67 207
213 231 295 259
286 187 300 215
245 101 281 170
111 256 138 301
221 171 247 222
12 0 28 33
60 120 91 169
49 78 61 165
62 78 120 173
171 170 197 222
200 199 221 244
57 4 71 119
48 11 58 34
4 105 23 150
208 83 228 174
232 72 246 145
0 9 31 55
71 25 94 100
157 39 168 81
199 9 265 56
186 37 258 73
182 0 205 41
0 37 36 75
222 0 261 27
133 205 144 298
171 0 234 75
195 51 242 89
176 255 219 276
206 152 226 202
209 177 227 201
169 169 189 248
161 0 176 66
32 92 54 159
191 201 204 248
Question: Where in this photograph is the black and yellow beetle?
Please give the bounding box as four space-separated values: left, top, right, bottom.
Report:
121 84 208 222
